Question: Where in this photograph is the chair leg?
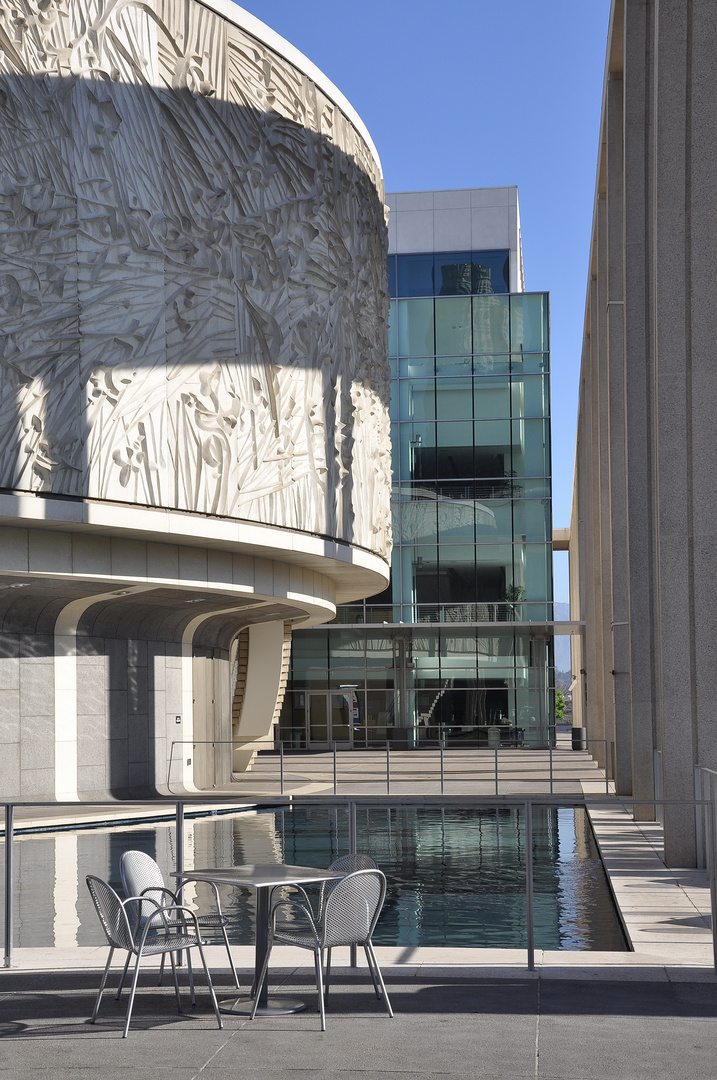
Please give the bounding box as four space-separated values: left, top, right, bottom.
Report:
363 944 382 999
115 950 131 1001
91 947 115 1023
158 952 166 986
221 924 241 989
167 949 183 1013
123 953 143 1038
324 947 332 1004
314 947 326 1031
186 948 196 1006
366 942 393 1018
249 942 273 1020
195 940 223 1030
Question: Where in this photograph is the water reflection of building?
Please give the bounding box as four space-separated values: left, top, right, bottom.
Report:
282 188 556 751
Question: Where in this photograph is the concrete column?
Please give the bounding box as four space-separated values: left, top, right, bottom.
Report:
623 0 657 818
606 62 633 795
652 0 696 865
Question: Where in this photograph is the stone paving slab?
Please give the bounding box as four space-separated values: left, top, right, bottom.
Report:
2 963 717 1080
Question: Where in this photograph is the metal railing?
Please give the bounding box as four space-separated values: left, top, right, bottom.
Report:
171 736 614 797
3 792 715 975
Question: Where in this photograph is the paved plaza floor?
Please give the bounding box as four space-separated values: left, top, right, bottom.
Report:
2 949 717 1080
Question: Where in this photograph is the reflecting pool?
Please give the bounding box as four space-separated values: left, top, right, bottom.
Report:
1 804 628 951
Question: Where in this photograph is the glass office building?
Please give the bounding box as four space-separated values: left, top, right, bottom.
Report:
280 189 554 751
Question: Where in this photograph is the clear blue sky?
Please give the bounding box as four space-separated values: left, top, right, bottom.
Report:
239 0 612 601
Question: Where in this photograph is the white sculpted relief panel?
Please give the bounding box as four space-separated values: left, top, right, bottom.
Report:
0 0 391 558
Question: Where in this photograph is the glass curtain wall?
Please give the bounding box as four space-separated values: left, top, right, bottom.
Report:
281 251 554 750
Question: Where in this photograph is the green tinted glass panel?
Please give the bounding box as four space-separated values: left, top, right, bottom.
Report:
436 420 473 447
388 300 397 357
475 498 511 543
328 631 365 665
437 544 477 603
435 296 472 355
511 499 551 542
511 374 549 418
436 354 472 377
398 497 438 545
436 378 473 420
411 631 440 660
435 422 474 483
365 633 393 667
437 497 475 543
474 377 511 419
292 632 328 667
398 422 436 482
473 419 512 467
521 478 551 498
473 294 510 353
474 353 511 375
398 298 434 356
510 294 547 353
399 379 435 421
521 543 552 601
510 352 548 374
399 355 434 378
510 419 550 476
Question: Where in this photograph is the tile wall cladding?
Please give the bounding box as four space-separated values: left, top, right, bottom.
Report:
0 0 391 560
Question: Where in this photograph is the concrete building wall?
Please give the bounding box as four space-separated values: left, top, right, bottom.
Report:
0 0 391 800
572 0 717 864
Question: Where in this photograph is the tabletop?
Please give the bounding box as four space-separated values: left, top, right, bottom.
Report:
170 863 343 889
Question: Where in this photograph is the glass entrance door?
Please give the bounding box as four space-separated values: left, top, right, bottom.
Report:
307 692 353 748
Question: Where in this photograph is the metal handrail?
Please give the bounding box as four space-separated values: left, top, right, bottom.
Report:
174 737 614 797
3 793 716 975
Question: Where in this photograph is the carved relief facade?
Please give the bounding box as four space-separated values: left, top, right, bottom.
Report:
0 0 391 559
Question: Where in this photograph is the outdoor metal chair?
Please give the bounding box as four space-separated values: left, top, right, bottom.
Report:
271 852 379 916
251 868 393 1030
86 875 223 1038
119 849 240 989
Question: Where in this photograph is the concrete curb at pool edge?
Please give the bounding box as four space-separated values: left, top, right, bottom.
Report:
6 944 716 979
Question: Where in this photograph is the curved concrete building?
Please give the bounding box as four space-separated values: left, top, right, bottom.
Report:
0 0 391 798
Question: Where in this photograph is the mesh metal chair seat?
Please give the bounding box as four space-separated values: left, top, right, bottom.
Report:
251 868 393 1030
86 875 223 1038
120 849 240 990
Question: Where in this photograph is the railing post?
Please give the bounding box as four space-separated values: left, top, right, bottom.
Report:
175 801 184 966
548 739 554 794
386 739 390 795
348 801 358 968
280 738 284 795
494 745 499 796
525 800 535 972
333 742 337 796
4 805 13 968
605 740 609 795
440 731 445 795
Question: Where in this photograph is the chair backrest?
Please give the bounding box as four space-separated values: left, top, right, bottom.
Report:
319 853 378 912
321 869 386 948
329 853 378 874
120 850 167 925
86 875 136 953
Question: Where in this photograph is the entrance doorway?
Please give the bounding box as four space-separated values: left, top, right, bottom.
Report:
307 691 353 748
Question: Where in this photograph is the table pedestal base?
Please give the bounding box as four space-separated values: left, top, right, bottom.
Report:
219 995 307 1016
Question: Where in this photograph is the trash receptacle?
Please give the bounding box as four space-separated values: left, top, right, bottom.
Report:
571 726 587 751
488 727 501 748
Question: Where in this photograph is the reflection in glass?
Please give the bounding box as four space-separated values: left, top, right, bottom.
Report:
435 297 472 355
398 298 434 356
